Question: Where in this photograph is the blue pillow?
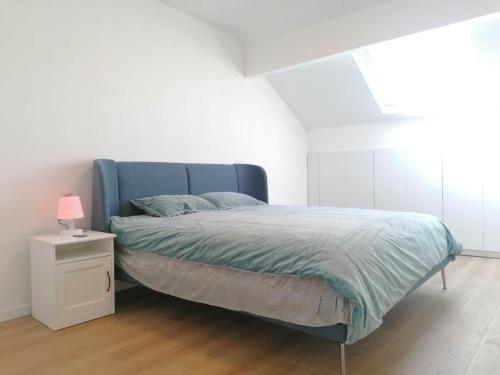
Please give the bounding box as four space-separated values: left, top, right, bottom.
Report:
131 195 216 217
198 192 267 210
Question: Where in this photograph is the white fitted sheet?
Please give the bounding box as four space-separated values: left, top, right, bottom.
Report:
116 247 350 327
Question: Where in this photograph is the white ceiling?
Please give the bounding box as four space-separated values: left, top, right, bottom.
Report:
160 0 393 44
159 0 500 129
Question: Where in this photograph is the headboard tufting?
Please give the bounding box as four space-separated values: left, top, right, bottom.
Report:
91 159 268 232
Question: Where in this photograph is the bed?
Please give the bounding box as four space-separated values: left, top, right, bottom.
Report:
91 159 462 375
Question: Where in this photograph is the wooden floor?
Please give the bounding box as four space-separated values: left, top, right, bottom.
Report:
1 256 500 375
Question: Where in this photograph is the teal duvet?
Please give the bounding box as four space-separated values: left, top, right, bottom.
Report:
111 205 462 344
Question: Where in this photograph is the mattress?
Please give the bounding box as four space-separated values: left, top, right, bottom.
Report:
116 247 351 327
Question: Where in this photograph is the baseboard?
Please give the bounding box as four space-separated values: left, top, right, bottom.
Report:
462 250 500 259
0 304 32 323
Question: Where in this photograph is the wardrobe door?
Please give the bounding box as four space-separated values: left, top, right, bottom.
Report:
344 150 374 209
307 153 320 206
483 150 500 252
319 152 345 207
406 147 443 218
442 151 483 251
374 148 406 211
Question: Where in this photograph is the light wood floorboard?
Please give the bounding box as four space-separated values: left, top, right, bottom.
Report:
0 256 499 374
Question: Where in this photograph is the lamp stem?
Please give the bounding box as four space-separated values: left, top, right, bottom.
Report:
57 219 69 230
58 219 83 236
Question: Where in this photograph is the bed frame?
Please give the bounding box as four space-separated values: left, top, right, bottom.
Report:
92 159 450 375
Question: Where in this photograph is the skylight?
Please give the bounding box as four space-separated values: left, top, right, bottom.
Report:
353 24 477 117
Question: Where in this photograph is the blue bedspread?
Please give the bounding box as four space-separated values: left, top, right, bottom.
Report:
111 205 462 343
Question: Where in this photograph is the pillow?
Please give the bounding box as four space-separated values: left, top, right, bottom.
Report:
199 192 267 209
131 195 216 217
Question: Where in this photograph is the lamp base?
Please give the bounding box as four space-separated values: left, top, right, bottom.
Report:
60 228 84 236
58 219 83 236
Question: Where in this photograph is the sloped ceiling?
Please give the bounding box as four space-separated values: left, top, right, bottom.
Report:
268 14 500 128
160 0 392 44
267 54 408 128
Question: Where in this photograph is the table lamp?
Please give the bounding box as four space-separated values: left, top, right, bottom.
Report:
57 195 84 236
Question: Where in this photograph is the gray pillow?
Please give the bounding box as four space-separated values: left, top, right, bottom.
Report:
199 192 266 209
131 195 216 217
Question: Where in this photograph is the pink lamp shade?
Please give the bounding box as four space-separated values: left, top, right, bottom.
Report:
57 196 84 220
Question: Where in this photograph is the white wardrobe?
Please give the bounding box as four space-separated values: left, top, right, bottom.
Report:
308 147 500 255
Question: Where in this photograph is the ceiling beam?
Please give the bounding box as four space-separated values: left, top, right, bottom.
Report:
245 0 500 77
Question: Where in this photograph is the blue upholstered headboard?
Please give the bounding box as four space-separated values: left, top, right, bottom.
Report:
91 159 268 232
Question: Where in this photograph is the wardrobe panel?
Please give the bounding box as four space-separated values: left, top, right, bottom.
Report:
406 147 443 218
344 150 374 209
442 151 483 251
374 148 406 211
319 152 345 207
483 150 500 252
307 153 320 206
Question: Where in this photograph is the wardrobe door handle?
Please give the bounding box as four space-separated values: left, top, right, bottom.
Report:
106 270 111 292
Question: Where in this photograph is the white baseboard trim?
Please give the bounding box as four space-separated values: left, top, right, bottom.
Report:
462 250 500 259
0 304 32 323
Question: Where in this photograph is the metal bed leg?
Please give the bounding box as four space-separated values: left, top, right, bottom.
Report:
441 267 447 290
339 343 346 375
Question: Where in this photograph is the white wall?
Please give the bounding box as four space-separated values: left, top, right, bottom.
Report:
308 115 499 153
308 119 439 153
0 0 308 321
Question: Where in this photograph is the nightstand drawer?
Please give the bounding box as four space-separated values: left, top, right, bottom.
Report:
56 256 113 319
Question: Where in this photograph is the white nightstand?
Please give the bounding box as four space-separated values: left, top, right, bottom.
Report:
30 231 116 330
